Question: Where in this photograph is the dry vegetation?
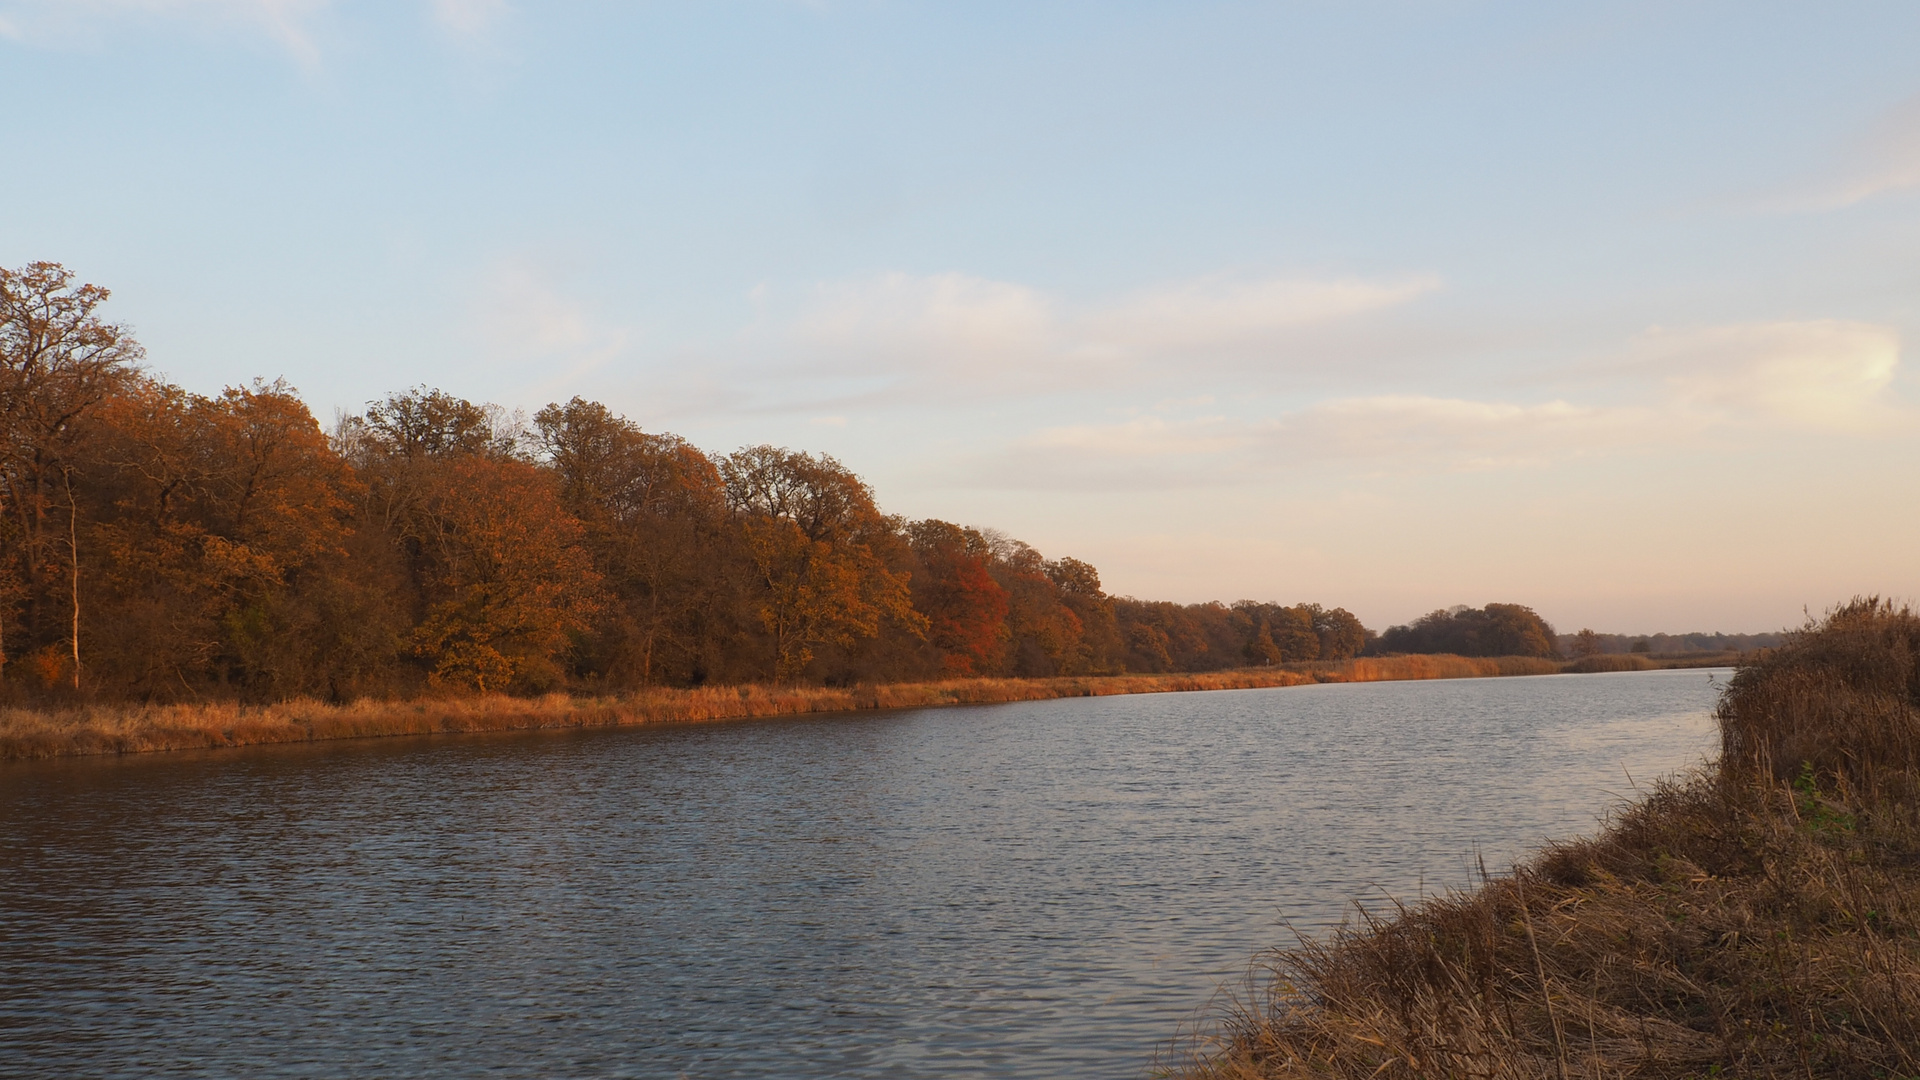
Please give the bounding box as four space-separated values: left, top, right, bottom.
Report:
1179 599 1920 1080
1563 652 1664 673
1564 652 1744 674
0 653 1567 761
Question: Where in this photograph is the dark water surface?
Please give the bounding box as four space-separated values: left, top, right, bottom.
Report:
0 670 1724 1079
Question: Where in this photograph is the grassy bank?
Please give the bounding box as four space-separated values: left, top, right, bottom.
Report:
1181 599 1920 1080
0 653 1568 762
1564 650 1744 673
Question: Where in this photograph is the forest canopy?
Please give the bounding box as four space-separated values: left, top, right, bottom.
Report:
1 262 1564 702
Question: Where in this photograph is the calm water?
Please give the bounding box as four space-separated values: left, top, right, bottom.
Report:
0 670 1724 1079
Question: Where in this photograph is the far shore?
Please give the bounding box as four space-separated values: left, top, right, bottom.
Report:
0 651 1734 762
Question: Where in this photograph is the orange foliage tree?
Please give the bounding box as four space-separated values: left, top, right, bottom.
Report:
724 447 924 681
405 456 602 692
992 540 1090 676
535 397 732 685
906 520 1009 676
347 388 602 693
76 378 366 697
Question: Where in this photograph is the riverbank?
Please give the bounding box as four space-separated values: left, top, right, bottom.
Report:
1563 649 1743 673
0 653 1573 761
1181 600 1920 1079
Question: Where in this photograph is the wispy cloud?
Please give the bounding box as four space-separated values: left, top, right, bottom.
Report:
793 272 1062 381
428 0 505 38
475 258 632 400
1629 319 1900 430
0 0 334 62
957 397 1652 490
1751 95 1920 212
1084 274 1440 354
938 318 1909 490
1280 395 1643 467
0 0 504 62
776 269 1439 404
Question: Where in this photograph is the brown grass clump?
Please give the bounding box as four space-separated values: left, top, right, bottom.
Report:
1180 598 1920 1080
0 654 1565 761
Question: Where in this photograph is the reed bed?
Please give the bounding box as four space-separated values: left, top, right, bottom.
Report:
1178 598 1920 1080
1564 653 1658 673
1562 652 1745 674
0 653 1564 761
1308 655 1564 681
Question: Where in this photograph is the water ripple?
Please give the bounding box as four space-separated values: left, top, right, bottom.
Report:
0 670 1722 1079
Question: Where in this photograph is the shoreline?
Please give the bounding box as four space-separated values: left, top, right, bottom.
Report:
0 651 1669 762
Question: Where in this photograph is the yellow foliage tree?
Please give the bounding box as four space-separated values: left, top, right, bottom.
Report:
742 515 922 681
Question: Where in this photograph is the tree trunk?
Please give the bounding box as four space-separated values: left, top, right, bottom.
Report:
64 465 78 691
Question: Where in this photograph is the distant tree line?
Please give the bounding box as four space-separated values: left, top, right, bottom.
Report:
1561 629 1785 658
0 262 1588 703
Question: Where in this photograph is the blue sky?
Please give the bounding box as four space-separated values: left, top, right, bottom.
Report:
4 1 1917 633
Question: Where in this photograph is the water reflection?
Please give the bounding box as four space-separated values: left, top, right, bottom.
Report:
0 670 1722 1079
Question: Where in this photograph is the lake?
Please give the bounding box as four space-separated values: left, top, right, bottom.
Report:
0 669 1724 1079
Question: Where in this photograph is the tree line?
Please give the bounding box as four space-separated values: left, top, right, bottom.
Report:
0 262 1561 703
1561 629 1784 657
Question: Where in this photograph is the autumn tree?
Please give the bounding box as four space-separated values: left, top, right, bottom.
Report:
0 263 142 688
361 386 520 462
1304 604 1370 660
335 387 518 534
70 378 377 698
721 444 895 546
535 397 733 685
199 381 391 698
1571 628 1603 658
1044 555 1120 673
1116 599 1217 672
80 379 232 694
1244 620 1282 665
1271 606 1319 661
405 457 601 691
905 519 1009 676
1378 603 1559 658
722 447 923 680
991 540 1087 676
1228 602 1317 663
349 388 601 692
1121 600 1234 670
1116 599 1374 672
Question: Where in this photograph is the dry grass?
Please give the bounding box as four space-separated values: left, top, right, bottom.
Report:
1565 653 1659 673
0 653 1560 761
1564 652 1745 674
1178 598 1920 1080
1310 655 1565 681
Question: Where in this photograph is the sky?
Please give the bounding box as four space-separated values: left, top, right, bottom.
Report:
2 1 1916 635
